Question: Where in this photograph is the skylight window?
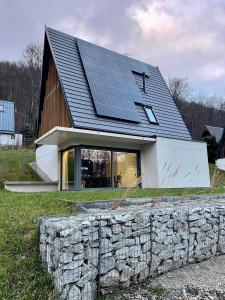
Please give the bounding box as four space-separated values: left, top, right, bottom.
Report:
0 105 4 112
144 106 158 124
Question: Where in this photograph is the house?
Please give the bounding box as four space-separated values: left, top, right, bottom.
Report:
201 125 223 143
0 100 22 147
35 27 210 190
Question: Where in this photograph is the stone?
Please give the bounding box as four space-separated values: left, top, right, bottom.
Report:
134 261 148 274
100 254 115 274
115 247 130 260
100 239 113 254
101 227 112 238
120 266 135 282
142 241 151 253
62 268 82 285
201 224 212 232
114 214 133 223
129 245 142 258
140 234 150 244
70 243 84 254
112 224 121 234
76 272 92 287
116 260 126 271
62 259 83 271
81 221 91 228
67 285 81 300
150 254 161 273
70 231 83 244
81 282 92 300
111 233 124 243
100 269 120 287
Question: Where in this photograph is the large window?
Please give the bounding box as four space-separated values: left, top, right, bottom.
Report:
81 149 111 188
61 147 140 190
62 148 75 190
113 152 138 188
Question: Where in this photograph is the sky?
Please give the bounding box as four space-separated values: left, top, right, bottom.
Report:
0 0 225 99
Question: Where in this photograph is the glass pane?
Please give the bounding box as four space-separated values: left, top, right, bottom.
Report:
145 107 158 123
113 152 138 188
62 149 75 190
81 149 111 188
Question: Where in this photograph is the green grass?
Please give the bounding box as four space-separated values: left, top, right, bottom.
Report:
1 148 225 299
0 148 40 187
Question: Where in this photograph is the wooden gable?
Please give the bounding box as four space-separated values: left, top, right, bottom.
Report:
37 52 72 137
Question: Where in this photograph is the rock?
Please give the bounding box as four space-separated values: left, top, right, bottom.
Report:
62 268 82 285
76 272 92 287
100 269 120 287
116 260 126 271
120 266 135 282
129 245 142 258
100 239 113 254
70 243 84 254
115 247 130 260
81 282 92 300
67 285 81 300
112 224 121 234
114 214 133 223
140 234 151 244
101 227 112 238
142 241 151 253
62 259 83 271
150 254 161 273
100 254 115 274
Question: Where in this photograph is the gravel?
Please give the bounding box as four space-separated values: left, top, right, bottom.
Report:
110 255 225 300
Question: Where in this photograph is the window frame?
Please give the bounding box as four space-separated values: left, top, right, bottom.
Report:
144 106 159 125
60 145 141 191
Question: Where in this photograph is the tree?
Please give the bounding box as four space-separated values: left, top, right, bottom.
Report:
167 77 190 103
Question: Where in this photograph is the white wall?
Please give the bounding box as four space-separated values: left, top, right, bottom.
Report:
216 158 225 171
0 133 22 146
36 145 58 181
141 137 210 188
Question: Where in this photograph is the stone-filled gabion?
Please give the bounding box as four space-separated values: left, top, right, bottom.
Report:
39 204 225 300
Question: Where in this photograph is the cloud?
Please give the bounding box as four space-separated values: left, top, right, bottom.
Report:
0 0 225 97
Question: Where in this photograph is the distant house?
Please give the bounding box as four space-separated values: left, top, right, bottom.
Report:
0 100 22 147
35 27 210 190
201 125 223 144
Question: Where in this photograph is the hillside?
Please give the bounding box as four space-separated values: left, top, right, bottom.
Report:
0 148 41 187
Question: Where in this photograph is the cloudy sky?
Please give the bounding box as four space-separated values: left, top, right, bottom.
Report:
0 0 225 98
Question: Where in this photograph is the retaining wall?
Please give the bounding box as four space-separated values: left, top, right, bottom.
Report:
39 204 225 300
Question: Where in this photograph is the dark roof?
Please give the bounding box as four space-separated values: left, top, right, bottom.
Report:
0 100 15 133
205 125 223 143
38 27 191 141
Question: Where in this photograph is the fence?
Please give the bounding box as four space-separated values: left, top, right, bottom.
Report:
39 203 225 300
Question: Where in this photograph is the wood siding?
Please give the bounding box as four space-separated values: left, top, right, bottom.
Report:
38 54 72 137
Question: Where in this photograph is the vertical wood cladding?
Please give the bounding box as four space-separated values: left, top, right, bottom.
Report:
38 54 72 137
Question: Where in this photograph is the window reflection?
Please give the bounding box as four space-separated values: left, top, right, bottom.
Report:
62 149 75 190
81 149 111 188
113 152 138 188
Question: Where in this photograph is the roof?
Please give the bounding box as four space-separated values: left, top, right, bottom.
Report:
205 125 223 143
38 27 191 141
0 100 15 133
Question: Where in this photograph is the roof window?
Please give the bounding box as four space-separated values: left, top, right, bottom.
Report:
144 106 158 124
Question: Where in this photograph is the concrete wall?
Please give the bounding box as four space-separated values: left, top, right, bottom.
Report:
36 145 58 181
141 137 210 188
39 204 225 300
216 158 225 171
0 133 22 146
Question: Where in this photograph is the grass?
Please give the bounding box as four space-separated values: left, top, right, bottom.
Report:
1 148 225 299
0 148 40 187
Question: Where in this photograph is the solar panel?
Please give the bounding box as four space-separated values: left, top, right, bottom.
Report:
76 38 147 122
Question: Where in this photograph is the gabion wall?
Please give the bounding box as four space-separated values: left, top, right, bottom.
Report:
39 204 225 300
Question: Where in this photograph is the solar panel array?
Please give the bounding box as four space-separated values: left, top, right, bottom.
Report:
76 38 147 122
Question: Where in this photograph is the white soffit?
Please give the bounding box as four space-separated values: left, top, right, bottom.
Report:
35 127 156 146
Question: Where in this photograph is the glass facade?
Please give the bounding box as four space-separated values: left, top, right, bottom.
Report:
81 149 111 188
61 147 139 190
113 152 138 188
61 148 75 190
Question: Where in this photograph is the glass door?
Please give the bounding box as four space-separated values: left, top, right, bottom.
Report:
61 148 75 190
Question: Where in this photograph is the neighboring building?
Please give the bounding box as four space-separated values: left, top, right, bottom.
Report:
215 127 225 171
35 27 210 190
201 125 223 143
0 100 23 147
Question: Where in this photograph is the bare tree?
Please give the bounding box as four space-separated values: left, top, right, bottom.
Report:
167 77 190 103
23 42 42 69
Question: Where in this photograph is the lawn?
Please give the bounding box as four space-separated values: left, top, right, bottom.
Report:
1 148 225 299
